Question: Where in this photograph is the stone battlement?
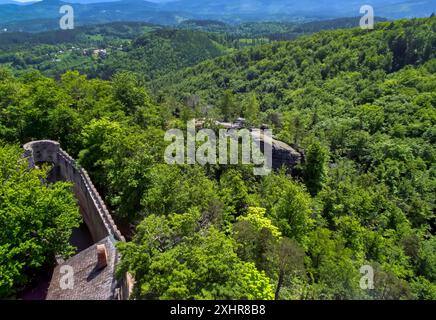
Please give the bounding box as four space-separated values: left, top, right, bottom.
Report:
23 140 131 300
23 140 124 243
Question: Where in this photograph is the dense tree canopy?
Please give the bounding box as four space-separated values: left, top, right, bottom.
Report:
0 144 80 297
0 17 434 300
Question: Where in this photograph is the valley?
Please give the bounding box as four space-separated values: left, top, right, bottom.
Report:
0 1 435 302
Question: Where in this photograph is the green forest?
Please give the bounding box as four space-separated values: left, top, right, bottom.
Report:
0 18 386 81
0 16 435 300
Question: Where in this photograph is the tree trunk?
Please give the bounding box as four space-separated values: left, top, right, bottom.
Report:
275 270 284 300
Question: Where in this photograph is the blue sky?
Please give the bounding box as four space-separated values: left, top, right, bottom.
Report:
12 0 173 2
10 0 172 1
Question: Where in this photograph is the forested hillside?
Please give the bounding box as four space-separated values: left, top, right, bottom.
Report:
0 17 435 299
152 18 436 104
148 17 436 298
0 25 230 80
179 17 388 41
98 29 230 81
0 19 393 80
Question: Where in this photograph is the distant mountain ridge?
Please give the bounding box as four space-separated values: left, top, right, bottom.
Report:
0 0 434 32
160 0 435 19
0 0 39 4
0 0 184 32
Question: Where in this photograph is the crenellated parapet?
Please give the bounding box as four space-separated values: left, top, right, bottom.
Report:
23 140 124 243
23 140 132 300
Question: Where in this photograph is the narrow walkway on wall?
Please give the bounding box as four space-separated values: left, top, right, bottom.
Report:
23 140 132 300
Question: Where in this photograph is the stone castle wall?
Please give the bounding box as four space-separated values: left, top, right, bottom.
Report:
23 140 132 299
23 140 124 243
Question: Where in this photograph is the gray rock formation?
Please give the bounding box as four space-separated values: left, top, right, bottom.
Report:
251 129 303 172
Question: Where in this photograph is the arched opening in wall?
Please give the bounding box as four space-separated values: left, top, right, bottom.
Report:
32 161 58 183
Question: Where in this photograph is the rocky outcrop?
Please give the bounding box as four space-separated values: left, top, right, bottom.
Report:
270 137 303 171
215 120 304 172
250 129 303 172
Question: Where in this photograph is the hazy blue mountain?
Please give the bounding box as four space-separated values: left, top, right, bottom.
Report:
0 0 192 31
160 0 435 19
0 0 434 32
0 0 39 4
